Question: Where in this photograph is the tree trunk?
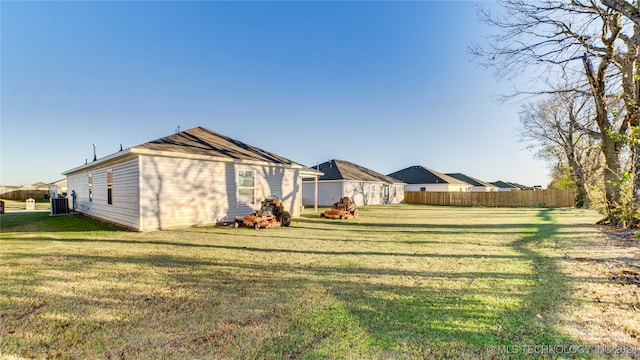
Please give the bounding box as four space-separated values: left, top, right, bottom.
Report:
583 53 622 217
602 137 622 216
626 14 640 224
569 156 589 208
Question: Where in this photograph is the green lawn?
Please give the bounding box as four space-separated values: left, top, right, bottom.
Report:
1 205 637 359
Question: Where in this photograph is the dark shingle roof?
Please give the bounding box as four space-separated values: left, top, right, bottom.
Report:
490 181 518 189
135 126 299 165
315 159 404 183
506 182 531 190
446 173 496 188
387 166 469 185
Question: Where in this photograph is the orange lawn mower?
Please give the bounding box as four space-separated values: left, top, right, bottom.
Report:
235 195 292 229
321 197 359 220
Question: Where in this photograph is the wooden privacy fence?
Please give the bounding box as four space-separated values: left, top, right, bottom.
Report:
405 190 576 208
0 190 49 201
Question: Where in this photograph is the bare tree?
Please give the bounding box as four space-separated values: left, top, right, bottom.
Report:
519 91 596 207
601 0 640 25
612 2 640 208
470 0 637 220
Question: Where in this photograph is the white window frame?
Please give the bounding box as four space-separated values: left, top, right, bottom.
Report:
88 174 93 202
238 170 256 205
107 170 113 205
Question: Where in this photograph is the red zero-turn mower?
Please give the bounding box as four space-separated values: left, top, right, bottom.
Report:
321 197 359 220
235 195 292 229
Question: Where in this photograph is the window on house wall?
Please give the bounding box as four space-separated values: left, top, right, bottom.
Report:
107 170 113 205
392 187 397 198
238 170 255 205
88 174 93 201
379 186 383 199
420 187 426 192
371 185 376 199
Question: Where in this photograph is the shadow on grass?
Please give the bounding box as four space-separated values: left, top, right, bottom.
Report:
276 208 583 358
1 208 594 358
16 236 529 260
0 252 563 358
0 212 126 233
488 209 579 353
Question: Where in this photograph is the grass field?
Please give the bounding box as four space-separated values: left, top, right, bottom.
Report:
1 205 639 359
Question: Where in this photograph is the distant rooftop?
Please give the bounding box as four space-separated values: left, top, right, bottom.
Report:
446 173 497 188
313 159 404 183
388 166 470 185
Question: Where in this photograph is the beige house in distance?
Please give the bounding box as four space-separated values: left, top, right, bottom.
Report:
445 173 499 192
387 165 473 192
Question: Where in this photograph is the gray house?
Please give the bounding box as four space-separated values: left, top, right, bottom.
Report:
302 159 405 206
490 181 522 192
446 173 499 192
63 126 322 231
388 166 472 192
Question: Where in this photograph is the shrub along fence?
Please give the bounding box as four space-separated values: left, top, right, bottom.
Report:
405 190 575 208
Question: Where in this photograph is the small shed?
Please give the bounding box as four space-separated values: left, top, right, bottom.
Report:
63 127 322 231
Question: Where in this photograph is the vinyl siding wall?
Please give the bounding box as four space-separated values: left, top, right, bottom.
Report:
139 156 302 231
388 184 405 204
471 186 499 192
66 158 140 230
356 183 404 205
343 181 373 206
303 180 405 207
404 183 472 192
303 181 342 207
449 184 474 192
304 180 372 207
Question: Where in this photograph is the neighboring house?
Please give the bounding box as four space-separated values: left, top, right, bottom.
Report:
49 178 68 197
388 165 473 192
446 173 499 192
508 182 533 190
490 181 520 192
302 159 405 207
15 182 50 191
63 126 322 231
0 185 21 195
0 182 50 201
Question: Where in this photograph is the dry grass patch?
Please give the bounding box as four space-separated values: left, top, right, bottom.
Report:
553 223 640 352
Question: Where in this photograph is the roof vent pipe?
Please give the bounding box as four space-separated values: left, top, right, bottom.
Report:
93 143 97 162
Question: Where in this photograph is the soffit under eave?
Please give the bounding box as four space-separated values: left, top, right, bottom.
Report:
62 151 137 176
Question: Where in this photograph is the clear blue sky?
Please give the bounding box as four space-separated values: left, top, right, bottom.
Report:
1 1 549 187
